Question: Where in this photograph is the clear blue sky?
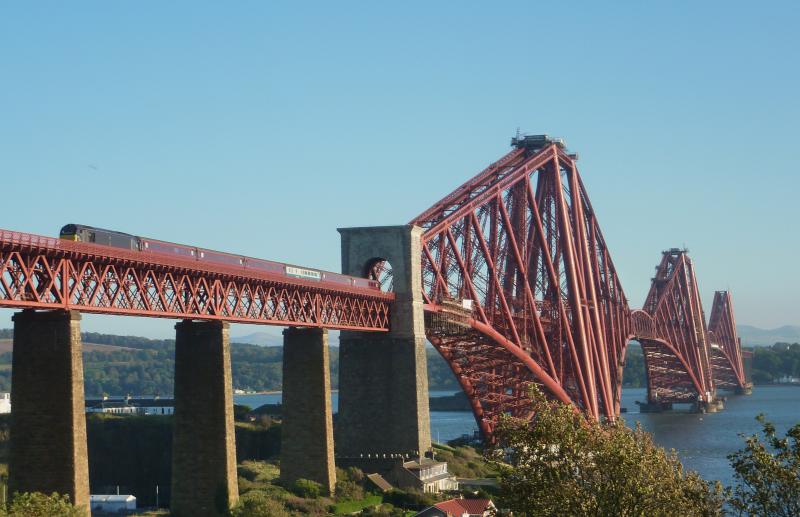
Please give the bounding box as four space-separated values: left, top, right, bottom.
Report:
1 2 797 338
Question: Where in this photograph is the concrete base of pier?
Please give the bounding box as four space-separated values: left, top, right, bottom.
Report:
280 327 336 495
171 320 238 517
735 385 753 395
8 310 89 514
637 401 673 413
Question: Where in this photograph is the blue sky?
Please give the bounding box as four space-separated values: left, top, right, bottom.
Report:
1 2 797 338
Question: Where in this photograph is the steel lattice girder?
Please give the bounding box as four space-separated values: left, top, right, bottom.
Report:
411 143 630 438
707 291 747 389
635 250 715 404
0 229 392 331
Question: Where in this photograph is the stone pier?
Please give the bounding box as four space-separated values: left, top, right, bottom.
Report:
280 327 336 495
171 320 238 517
8 310 89 514
336 225 432 461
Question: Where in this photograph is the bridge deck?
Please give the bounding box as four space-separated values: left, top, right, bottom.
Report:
0 229 392 331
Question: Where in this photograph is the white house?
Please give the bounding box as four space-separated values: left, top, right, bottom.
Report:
0 393 11 414
89 494 136 513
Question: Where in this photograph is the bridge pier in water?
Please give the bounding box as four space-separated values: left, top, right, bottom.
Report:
336 225 432 463
8 310 89 514
280 327 336 495
171 320 238 517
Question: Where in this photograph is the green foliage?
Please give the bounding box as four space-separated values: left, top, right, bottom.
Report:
334 479 364 501
233 404 252 421
238 461 281 483
230 490 292 517
426 349 459 390
382 489 437 509
331 494 382 514
751 343 800 384
432 443 496 478
622 342 647 388
490 386 725 517
1 492 83 517
0 329 460 395
291 478 322 499
727 414 800 516
357 504 408 517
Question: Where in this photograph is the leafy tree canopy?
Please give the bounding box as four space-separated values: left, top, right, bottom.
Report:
727 414 800 517
489 386 725 517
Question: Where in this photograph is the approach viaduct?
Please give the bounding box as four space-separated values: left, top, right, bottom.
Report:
0 135 749 515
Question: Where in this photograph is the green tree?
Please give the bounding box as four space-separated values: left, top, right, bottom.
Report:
1 492 83 517
230 490 293 517
489 386 724 517
727 415 800 517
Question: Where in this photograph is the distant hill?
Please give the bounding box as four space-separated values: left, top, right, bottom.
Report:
737 325 800 346
231 331 284 347
0 328 458 396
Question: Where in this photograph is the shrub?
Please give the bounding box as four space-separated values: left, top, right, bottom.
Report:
382 489 437 509
334 479 364 501
229 490 291 517
727 414 800 516
233 404 252 421
291 478 322 498
2 492 84 517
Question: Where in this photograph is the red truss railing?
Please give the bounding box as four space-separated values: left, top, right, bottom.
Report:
411 143 630 437
634 250 715 404
0 229 393 331
707 291 748 390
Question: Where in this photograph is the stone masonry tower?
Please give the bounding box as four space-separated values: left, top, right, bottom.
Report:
336 225 432 459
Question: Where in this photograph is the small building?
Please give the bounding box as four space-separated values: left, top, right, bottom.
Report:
89 494 136 513
416 498 495 517
0 392 11 414
388 458 458 493
85 397 174 415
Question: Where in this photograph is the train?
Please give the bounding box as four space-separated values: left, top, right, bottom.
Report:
59 223 380 290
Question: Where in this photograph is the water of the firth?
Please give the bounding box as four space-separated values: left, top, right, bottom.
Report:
234 385 800 487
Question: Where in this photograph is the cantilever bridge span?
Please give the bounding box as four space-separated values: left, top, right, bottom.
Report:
406 137 750 438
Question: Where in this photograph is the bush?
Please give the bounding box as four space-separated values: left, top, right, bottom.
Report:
334 479 364 501
727 414 800 516
382 489 437 509
490 386 725 517
2 492 84 517
229 490 291 517
291 478 322 498
233 404 252 421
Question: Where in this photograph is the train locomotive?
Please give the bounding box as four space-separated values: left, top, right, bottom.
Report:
59 224 380 290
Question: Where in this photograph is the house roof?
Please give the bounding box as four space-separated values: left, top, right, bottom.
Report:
366 473 394 492
403 458 447 470
434 498 493 516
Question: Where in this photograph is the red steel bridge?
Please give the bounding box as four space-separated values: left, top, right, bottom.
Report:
0 134 750 441
408 135 750 438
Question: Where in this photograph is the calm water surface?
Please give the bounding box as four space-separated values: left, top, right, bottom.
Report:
235 385 800 486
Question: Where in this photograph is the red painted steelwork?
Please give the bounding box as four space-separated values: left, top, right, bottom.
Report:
0 229 393 331
411 137 749 439
707 291 748 390
634 249 715 404
411 142 630 436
